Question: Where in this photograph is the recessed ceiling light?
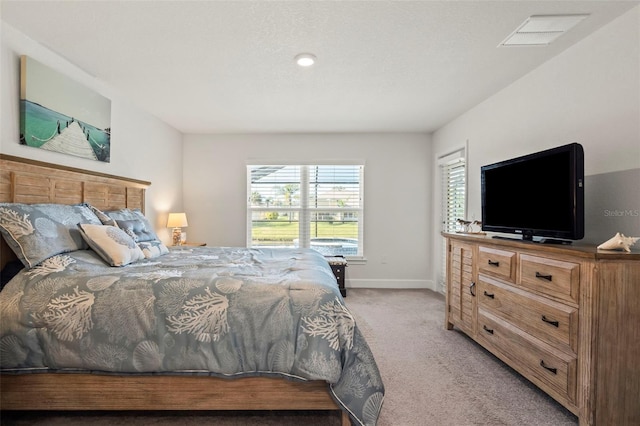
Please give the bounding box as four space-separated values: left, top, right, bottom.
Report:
499 14 589 46
295 53 316 67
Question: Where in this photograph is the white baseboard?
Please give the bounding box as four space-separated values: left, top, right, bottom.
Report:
346 279 436 291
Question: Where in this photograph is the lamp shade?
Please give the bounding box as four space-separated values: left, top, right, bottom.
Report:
167 212 188 228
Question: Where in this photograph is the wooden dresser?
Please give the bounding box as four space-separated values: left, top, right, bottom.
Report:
443 232 639 426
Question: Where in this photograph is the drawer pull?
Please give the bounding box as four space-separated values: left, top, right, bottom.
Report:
469 281 476 297
535 272 553 281
483 291 495 299
488 260 500 267
540 360 557 375
482 325 494 335
541 315 559 327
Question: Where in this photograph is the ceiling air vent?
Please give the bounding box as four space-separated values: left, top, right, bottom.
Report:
499 14 589 46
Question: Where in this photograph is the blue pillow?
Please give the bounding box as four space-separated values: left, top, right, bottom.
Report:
0 203 101 268
102 209 159 243
116 219 157 243
137 239 169 259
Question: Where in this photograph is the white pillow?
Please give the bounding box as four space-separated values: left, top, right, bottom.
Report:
78 224 145 266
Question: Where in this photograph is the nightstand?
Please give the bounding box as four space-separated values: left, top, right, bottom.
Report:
325 256 347 297
180 242 206 247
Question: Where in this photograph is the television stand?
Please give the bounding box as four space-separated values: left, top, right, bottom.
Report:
492 235 524 243
491 235 572 245
538 238 572 245
443 232 640 425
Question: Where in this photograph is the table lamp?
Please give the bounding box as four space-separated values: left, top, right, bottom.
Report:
167 212 188 246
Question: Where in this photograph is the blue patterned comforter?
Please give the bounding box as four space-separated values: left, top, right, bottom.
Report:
0 247 384 425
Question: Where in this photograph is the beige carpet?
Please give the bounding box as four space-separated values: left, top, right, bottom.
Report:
349 289 577 426
1 289 578 426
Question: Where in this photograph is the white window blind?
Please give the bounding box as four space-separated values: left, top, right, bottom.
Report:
247 164 364 258
439 150 466 293
441 158 466 234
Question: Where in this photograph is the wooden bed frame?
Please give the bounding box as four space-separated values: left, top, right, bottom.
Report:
0 154 350 426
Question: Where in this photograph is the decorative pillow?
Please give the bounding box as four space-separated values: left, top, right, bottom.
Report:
0 203 102 268
78 224 145 267
137 240 169 259
85 203 117 226
116 219 157 243
103 209 159 242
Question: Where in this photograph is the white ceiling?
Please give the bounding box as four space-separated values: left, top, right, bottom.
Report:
1 1 637 134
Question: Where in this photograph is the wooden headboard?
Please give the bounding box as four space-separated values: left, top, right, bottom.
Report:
0 154 151 269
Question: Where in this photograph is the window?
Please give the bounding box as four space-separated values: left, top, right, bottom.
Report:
247 164 364 258
441 156 466 235
438 149 466 293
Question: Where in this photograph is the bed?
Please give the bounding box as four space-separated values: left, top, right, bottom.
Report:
0 154 384 426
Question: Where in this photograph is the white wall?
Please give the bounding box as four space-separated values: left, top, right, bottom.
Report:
0 22 184 243
183 133 433 290
431 6 640 285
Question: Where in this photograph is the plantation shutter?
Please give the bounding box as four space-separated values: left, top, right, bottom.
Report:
438 150 466 293
247 163 364 258
441 158 466 234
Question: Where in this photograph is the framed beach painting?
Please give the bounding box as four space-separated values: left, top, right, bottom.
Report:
20 55 111 162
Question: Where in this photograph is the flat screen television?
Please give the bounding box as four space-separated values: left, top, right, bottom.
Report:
481 142 584 244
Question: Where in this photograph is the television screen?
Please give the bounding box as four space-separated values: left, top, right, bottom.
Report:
481 143 584 243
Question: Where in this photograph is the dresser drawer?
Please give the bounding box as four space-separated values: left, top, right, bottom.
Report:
478 275 578 353
477 311 577 405
478 246 516 282
519 254 580 304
